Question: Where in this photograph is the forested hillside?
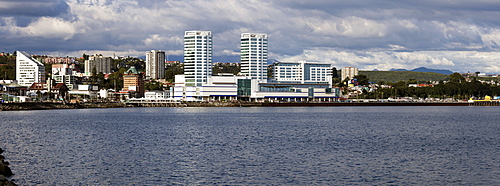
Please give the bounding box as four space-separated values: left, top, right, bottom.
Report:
359 71 448 83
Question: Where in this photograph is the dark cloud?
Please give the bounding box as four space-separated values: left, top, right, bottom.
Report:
0 0 70 17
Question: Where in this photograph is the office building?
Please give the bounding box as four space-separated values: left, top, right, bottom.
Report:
16 51 46 86
241 33 268 80
184 31 212 86
145 50 166 79
85 55 112 76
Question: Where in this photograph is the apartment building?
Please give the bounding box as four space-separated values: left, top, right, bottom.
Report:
184 31 213 86
241 33 268 80
84 55 112 76
145 50 166 79
16 51 46 86
341 66 358 81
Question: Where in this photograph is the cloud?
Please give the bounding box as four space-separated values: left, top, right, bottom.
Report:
277 48 500 73
21 17 77 40
0 0 70 17
1 0 500 73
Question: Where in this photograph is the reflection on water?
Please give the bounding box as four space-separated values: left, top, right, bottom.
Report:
1 106 500 185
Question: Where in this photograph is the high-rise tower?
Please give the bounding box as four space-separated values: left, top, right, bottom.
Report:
240 33 268 80
146 50 166 79
16 51 46 86
84 55 112 76
184 31 212 86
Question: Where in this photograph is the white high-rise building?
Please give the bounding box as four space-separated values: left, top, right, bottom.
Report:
16 51 46 86
146 50 166 79
241 33 268 80
184 31 212 86
85 55 112 76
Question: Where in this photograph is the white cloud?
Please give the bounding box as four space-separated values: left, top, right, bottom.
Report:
143 34 182 48
2 0 500 73
278 48 500 73
22 17 77 39
306 16 387 38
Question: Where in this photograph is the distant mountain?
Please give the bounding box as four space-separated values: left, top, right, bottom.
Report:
389 67 454 75
410 67 454 75
389 68 408 71
359 71 448 83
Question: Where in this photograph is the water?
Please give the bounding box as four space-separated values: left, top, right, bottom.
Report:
1 106 499 185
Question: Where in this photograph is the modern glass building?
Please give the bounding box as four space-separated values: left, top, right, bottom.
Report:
16 51 46 86
184 31 212 86
240 33 268 80
146 50 166 80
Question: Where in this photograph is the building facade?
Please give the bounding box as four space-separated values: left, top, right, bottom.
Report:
241 33 268 80
145 50 166 79
173 74 340 102
272 61 332 84
184 31 213 86
341 66 358 81
16 51 46 86
52 64 75 76
123 66 145 97
84 55 112 76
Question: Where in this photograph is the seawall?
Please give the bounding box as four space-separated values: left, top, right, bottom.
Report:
2 101 496 111
0 102 126 111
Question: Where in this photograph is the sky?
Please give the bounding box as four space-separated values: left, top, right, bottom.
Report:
1 0 500 73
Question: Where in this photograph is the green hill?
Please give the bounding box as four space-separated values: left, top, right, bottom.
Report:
359 71 448 83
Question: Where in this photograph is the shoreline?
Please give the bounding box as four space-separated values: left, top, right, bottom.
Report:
1 101 492 111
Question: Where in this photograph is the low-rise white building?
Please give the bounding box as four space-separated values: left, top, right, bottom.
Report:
173 74 340 102
145 91 171 100
272 61 332 84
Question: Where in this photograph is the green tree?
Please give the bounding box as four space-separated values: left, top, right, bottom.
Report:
0 64 15 80
332 67 339 78
165 62 184 83
448 72 465 83
145 81 163 91
91 66 97 85
353 75 369 86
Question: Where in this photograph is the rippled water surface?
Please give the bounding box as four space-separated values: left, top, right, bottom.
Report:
1 106 500 185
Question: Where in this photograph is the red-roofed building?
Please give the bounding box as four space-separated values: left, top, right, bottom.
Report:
29 82 69 100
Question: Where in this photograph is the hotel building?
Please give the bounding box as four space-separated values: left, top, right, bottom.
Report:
240 33 268 80
145 50 166 80
184 31 213 86
16 51 46 86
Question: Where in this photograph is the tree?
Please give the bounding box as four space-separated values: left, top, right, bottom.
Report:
44 63 52 79
0 64 15 80
332 67 339 78
145 81 163 91
91 66 98 85
353 75 369 86
448 73 465 83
